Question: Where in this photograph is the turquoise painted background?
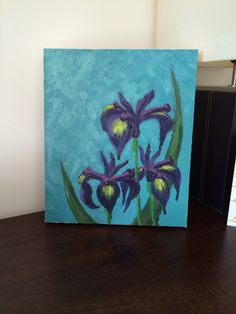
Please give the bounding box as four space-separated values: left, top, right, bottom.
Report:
44 49 198 227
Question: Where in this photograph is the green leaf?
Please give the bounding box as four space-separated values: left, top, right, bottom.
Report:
132 138 139 154
61 162 95 224
133 70 183 226
165 70 183 163
133 197 161 226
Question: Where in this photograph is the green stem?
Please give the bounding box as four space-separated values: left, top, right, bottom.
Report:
104 208 111 224
146 182 156 226
132 138 142 225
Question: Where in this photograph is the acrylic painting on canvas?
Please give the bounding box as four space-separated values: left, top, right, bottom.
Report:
44 49 198 227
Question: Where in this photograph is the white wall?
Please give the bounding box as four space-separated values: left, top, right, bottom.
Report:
156 0 236 62
0 0 157 219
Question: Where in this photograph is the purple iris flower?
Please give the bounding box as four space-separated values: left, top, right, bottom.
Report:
138 144 181 213
101 91 173 159
78 152 140 215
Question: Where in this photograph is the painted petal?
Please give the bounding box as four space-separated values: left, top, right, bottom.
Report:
120 181 128 205
141 111 173 151
140 144 153 175
156 112 173 150
97 182 120 215
138 167 145 181
109 159 128 177
124 163 144 182
106 152 116 177
109 153 116 169
100 151 109 175
101 103 123 131
83 168 107 181
80 181 99 209
139 146 146 165
120 110 133 121
101 105 133 159
151 177 170 214
158 164 181 200
145 143 151 162
113 101 126 112
141 103 171 118
136 90 155 114
112 168 133 181
146 169 158 182
153 157 172 168
118 178 140 212
150 149 161 166
118 92 134 114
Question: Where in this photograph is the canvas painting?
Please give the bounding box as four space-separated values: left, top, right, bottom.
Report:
44 49 198 227
227 160 236 227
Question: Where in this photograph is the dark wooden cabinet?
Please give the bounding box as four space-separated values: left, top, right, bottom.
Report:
190 88 236 214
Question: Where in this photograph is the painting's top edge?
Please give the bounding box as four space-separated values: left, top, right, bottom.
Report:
43 48 198 52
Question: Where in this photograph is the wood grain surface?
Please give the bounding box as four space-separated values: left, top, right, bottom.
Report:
0 201 235 314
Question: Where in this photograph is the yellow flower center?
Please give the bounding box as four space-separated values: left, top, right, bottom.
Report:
112 119 128 136
101 185 115 199
102 104 114 113
155 112 167 117
160 165 175 172
154 178 166 191
78 174 86 184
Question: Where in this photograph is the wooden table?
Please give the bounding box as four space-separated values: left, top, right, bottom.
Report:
0 201 236 313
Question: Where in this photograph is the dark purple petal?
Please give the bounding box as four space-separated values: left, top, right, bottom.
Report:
158 164 181 200
83 167 107 181
145 143 151 162
106 152 117 177
141 110 173 151
113 101 126 112
140 143 151 169
97 181 120 215
101 103 134 159
113 168 135 181
117 178 140 212
120 181 128 205
79 181 99 209
150 148 161 166
146 169 158 182
101 103 122 131
109 153 116 169
118 92 134 114
100 151 109 175
112 126 133 159
157 113 173 150
139 146 146 165
124 178 140 211
109 159 128 177
120 110 133 121
132 124 140 138
136 90 155 114
106 120 133 159
141 103 171 119
150 177 170 214
138 167 145 181
153 157 172 168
